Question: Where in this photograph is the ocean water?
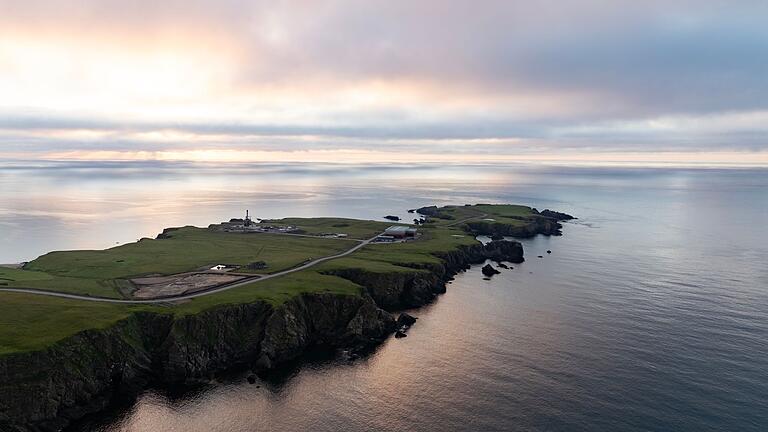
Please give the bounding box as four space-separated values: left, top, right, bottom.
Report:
1 162 767 431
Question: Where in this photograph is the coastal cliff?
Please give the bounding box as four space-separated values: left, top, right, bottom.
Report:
324 240 524 310
0 241 523 431
0 294 393 432
0 239 524 432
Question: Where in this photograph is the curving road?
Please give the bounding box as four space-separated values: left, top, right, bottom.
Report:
445 211 488 227
0 234 380 304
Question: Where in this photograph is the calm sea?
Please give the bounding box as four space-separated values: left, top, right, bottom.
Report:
1 162 767 431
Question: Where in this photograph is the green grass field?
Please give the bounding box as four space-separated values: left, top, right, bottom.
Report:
422 204 535 227
27 226 353 279
0 292 156 355
0 206 539 356
16 226 354 298
259 217 392 239
0 267 126 298
8 219 391 299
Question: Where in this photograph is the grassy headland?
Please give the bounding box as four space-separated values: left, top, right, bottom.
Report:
0 204 568 355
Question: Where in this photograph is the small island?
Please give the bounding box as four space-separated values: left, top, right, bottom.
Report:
0 204 572 431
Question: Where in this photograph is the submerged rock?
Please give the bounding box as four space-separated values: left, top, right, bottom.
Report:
547 250 552 254
395 330 408 338
496 262 509 269
482 264 500 277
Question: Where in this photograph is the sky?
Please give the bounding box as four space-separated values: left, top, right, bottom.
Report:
1 0 767 166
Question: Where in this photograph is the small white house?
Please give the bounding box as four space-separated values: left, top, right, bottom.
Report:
210 264 227 271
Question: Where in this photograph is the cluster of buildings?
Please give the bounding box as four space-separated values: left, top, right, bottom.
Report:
374 225 418 243
216 210 302 234
217 220 298 233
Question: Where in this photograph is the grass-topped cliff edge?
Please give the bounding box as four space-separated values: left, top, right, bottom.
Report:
0 204 572 356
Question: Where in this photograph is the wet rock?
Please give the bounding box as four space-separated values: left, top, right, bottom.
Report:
384 215 400 221
247 375 257 384
482 264 500 277
537 255 543 258
397 313 417 328
496 262 509 269
546 250 552 254
395 330 408 338
490 233 504 241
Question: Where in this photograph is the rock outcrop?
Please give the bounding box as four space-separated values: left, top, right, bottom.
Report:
155 226 182 239
324 240 524 310
415 206 454 220
539 209 575 220
396 313 417 328
0 294 393 432
482 264 500 277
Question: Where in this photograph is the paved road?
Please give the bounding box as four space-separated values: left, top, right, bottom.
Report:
0 234 380 304
445 211 488 227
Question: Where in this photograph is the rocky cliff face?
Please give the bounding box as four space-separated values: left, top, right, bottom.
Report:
160 302 273 382
0 294 394 432
0 312 171 432
0 239 524 431
324 240 524 310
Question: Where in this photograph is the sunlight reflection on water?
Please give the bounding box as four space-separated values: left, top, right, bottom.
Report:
2 161 767 431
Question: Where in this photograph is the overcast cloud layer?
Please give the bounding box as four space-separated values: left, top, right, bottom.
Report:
1 0 767 164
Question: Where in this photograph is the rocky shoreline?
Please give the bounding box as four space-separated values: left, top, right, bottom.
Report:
464 208 575 237
0 209 571 432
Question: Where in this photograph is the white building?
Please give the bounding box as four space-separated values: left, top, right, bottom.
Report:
384 226 417 238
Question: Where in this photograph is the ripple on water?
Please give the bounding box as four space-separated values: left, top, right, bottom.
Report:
63 167 768 432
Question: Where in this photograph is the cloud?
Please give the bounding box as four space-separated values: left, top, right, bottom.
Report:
0 0 767 162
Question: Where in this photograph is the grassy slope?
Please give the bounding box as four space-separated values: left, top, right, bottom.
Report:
27 227 353 279
0 267 125 298
0 292 156 355
0 206 538 355
319 225 478 274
